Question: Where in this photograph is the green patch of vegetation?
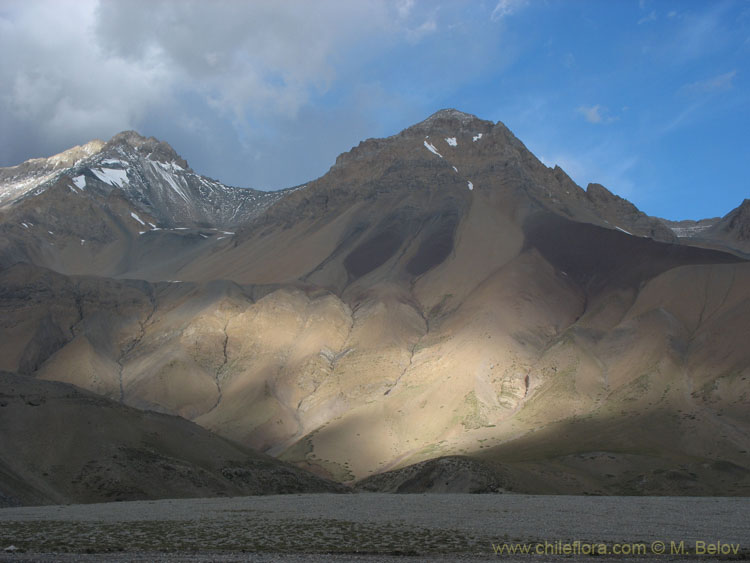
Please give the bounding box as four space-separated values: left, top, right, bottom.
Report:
459 391 489 430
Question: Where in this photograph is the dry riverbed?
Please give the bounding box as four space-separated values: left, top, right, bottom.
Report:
0 494 748 562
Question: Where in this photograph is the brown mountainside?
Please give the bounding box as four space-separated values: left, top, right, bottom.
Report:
0 371 343 507
1 109 749 499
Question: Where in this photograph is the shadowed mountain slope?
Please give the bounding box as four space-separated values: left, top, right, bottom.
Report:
0 371 344 507
659 199 750 257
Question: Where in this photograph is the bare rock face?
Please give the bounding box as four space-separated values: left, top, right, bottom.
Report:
104 130 190 170
727 199 750 238
658 199 750 255
1 109 749 498
586 183 677 242
708 199 750 251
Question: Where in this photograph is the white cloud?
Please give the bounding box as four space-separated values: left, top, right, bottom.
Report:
490 0 527 22
397 0 415 20
406 17 438 42
661 71 738 135
577 105 605 124
659 103 700 135
638 11 657 25
93 1 394 120
684 70 737 94
393 1 439 43
660 3 730 64
0 0 170 151
0 1 398 129
0 0 400 167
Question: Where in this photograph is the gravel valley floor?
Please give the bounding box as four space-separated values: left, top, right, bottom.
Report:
1 494 748 562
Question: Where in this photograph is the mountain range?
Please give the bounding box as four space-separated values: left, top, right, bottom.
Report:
1 109 749 504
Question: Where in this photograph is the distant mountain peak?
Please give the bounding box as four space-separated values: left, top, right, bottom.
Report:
104 130 189 170
718 198 750 243
0 129 285 230
423 108 481 123
46 139 106 167
407 108 492 135
0 139 106 207
3 139 104 173
108 130 151 145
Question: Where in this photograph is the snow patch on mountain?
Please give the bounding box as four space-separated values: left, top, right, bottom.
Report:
91 168 128 187
151 161 190 203
72 176 86 190
424 140 443 158
0 174 57 206
154 160 186 173
669 224 715 237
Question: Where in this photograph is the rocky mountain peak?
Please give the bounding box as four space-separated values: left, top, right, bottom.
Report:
584 183 677 242
420 108 482 125
0 139 104 180
329 108 512 176
406 108 491 136
586 182 616 201
104 130 190 170
0 139 106 207
46 139 106 168
719 198 750 242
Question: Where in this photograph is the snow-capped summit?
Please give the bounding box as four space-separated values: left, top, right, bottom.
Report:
0 131 284 229
0 139 105 208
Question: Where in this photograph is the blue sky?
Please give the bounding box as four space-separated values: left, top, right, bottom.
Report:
1 0 748 220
